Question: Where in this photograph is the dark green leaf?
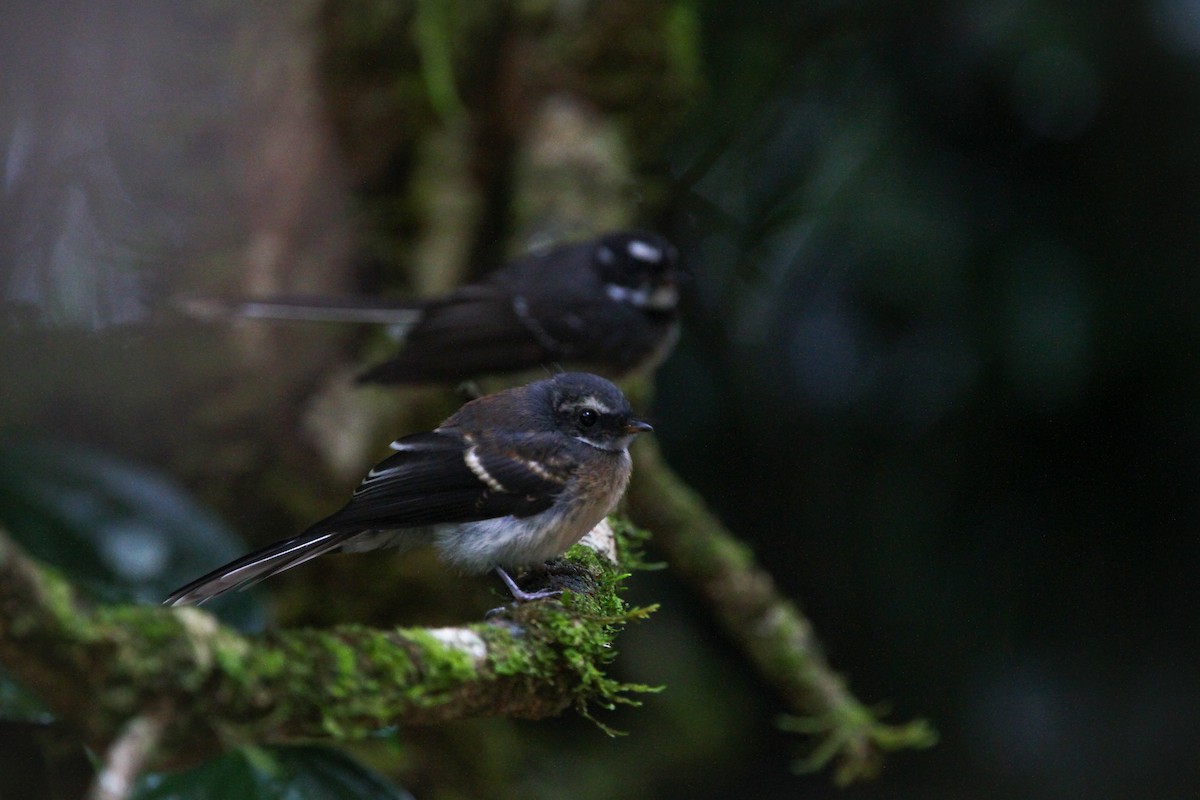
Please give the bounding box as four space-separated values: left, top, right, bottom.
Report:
132 746 414 800
0 434 265 631
0 666 52 723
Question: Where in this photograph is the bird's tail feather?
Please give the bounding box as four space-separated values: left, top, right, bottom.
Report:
174 293 423 328
164 529 356 606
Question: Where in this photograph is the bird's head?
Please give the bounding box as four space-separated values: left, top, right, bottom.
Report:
544 372 653 451
593 232 681 314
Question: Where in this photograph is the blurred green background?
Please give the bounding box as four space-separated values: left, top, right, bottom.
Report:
2 1 1198 798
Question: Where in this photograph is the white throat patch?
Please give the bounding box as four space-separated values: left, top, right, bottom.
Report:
604 282 679 311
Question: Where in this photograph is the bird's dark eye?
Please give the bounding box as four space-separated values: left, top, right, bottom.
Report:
577 408 599 428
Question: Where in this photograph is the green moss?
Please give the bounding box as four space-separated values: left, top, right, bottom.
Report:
4 522 659 748
607 516 661 572
403 628 484 700
228 642 277 681
93 607 215 691
99 605 184 642
36 567 85 636
498 547 661 733
0 558 88 639
484 624 537 678
312 631 363 699
357 631 419 684
467 540 661 729
227 623 499 739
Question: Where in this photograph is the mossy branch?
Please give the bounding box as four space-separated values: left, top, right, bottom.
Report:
625 438 937 784
0 523 653 763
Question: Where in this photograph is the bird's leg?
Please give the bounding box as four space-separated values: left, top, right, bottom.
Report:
495 566 562 602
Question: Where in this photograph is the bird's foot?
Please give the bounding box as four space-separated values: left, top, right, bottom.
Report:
495 566 564 603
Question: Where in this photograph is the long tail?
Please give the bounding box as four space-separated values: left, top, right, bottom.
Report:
164 528 357 606
174 293 423 328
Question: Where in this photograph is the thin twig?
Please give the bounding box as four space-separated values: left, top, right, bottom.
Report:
626 437 935 782
86 703 174 800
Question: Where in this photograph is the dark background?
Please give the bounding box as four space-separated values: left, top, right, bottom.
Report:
2 1 1197 798
656 3 1199 797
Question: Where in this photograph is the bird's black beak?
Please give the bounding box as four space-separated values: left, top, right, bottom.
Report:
624 419 654 435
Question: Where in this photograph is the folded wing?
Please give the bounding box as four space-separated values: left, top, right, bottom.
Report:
165 429 575 605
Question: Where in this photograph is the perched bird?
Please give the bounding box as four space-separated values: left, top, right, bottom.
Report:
180 231 681 384
165 372 652 606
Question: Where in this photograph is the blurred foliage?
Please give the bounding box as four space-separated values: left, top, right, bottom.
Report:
652 0 1200 798
0 432 267 766
0 436 421 798
0 667 50 724
132 745 414 800
0 435 265 628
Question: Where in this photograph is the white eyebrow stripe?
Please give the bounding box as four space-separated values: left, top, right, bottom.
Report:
627 239 664 262
580 395 615 414
465 447 507 493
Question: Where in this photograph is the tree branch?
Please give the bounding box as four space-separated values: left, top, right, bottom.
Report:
0 522 653 762
626 438 936 784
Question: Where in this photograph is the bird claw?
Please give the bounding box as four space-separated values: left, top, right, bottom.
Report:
495 566 564 603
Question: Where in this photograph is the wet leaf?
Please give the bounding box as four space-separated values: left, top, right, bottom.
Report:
0 434 265 629
132 746 414 800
